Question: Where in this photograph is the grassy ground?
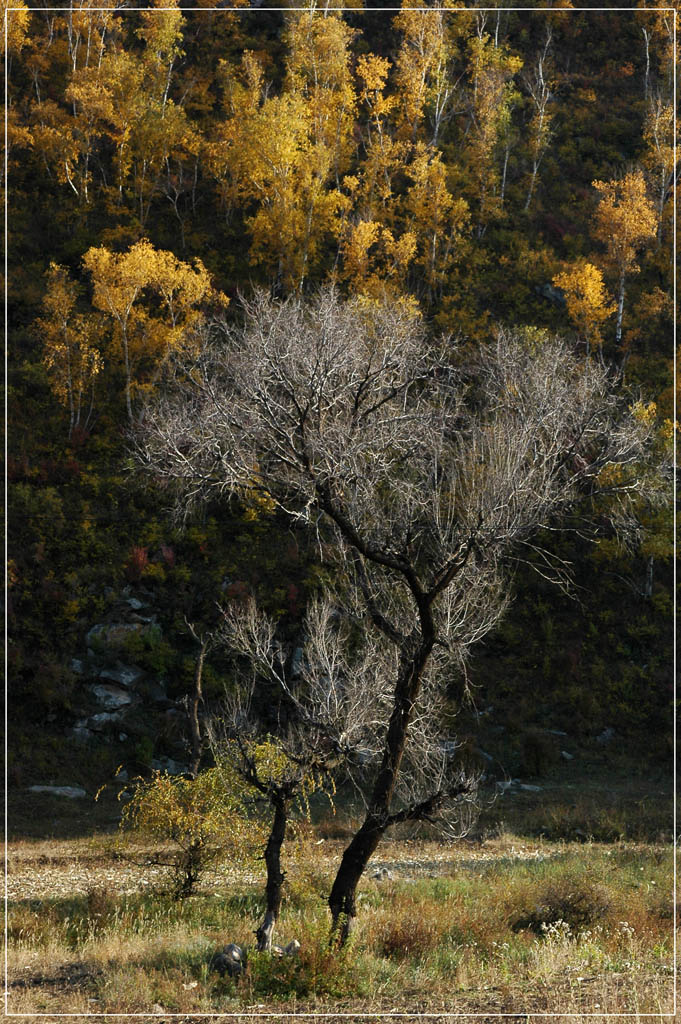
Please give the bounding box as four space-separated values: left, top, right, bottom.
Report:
7 751 675 1020
7 827 675 1019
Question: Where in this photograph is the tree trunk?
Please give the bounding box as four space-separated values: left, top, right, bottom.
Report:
189 638 209 778
328 635 434 945
122 325 133 423
615 272 626 350
644 554 654 599
642 27 650 99
256 795 289 952
328 812 385 944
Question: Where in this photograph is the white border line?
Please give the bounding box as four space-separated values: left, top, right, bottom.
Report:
3 3 677 1018
672 3 677 1021
4 6 8 1022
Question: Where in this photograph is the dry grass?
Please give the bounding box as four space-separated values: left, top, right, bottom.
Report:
7 832 675 1017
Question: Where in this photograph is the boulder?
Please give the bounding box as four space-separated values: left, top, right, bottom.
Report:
89 711 124 729
90 684 134 710
152 756 186 776
535 282 566 306
210 943 247 978
72 725 94 742
560 750 574 761
28 785 87 799
99 664 145 689
87 622 145 649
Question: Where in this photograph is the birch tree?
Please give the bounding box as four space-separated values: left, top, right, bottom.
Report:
592 169 657 351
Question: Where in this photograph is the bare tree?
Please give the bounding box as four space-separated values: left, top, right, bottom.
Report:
138 287 668 943
184 617 217 779
523 26 553 212
207 600 340 953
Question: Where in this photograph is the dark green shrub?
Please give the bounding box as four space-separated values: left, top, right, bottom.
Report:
510 875 612 934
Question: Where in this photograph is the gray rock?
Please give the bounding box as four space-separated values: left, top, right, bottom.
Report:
126 597 144 611
87 622 145 649
547 729 568 737
518 783 542 792
130 612 157 624
118 734 128 743
28 785 87 799
71 658 85 675
152 757 186 776
99 664 146 689
290 646 304 678
535 282 566 306
89 711 124 728
72 725 94 742
372 867 393 880
596 727 615 745
211 943 247 978
560 750 574 761
90 684 134 710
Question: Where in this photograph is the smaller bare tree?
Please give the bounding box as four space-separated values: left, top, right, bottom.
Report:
210 591 481 950
208 600 340 953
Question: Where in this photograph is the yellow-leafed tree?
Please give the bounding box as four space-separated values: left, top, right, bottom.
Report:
592 169 658 349
405 143 469 301
38 263 103 438
553 261 616 357
341 218 416 298
393 1 458 145
465 33 522 234
209 53 348 292
642 94 674 244
83 239 224 421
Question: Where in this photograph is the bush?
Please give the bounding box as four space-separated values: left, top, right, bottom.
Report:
118 768 266 898
376 914 442 960
509 874 612 934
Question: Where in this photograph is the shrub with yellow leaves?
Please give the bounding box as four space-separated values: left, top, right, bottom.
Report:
118 767 266 898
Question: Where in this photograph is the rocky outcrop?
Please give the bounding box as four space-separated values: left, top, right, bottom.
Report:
70 592 181 764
